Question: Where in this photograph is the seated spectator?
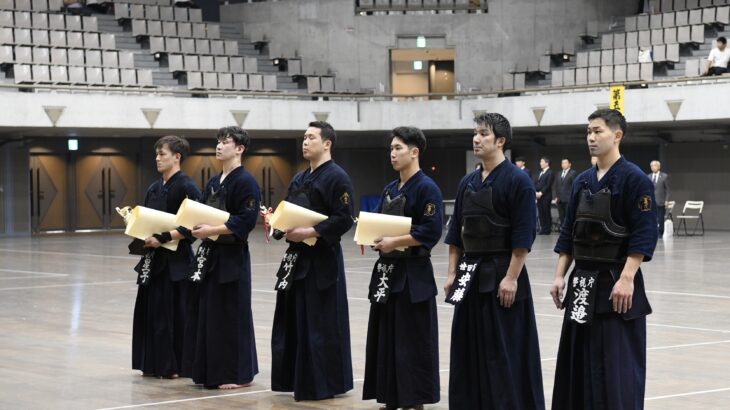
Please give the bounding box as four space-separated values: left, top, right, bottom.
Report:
703 37 729 76
63 0 93 16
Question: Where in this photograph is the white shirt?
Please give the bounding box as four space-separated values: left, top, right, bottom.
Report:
707 47 730 68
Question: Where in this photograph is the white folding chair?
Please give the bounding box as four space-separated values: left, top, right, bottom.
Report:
675 200 704 236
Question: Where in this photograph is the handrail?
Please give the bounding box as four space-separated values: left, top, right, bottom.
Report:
1 73 729 100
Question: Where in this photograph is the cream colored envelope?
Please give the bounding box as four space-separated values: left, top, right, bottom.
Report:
174 198 230 241
354 211 412 251
269 201 328 246
116 206 179 251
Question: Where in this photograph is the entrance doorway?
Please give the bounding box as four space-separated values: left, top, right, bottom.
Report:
75 155 138 230
390 48 455 99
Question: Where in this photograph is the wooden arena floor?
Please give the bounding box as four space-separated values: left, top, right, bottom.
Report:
1 230 729 409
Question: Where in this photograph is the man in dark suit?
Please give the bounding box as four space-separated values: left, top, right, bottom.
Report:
648 160 670 235
554 158 577 229
515 156 532 180
535 157 554 234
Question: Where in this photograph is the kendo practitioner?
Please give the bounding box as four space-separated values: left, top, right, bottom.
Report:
362 126 443 410
550 109 657 410
270 121 354 401
443 112 545 410
132 135 202 379
188 126 260 389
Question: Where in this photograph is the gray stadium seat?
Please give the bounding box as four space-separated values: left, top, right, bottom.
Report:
15 0 31 11
664 27 677 43
513 73 525 89
50 65 68 83
50 47 66 64
206 24 219 39
640 63 653 81
626 31 638 47
83 33 100 49
86 49 101 66
626 47 639 63
0 28 11 45
67 32 83 48
13 64 31 83
688 9 702 25
288 59 301 76
14 28 32 45
588 66 600 84
14 12 31 29
138 69 153 86
678 25 691 42
218 72 232 89
654 44 666 61
563 68 575 86
120 68 136 86
68 49 83 66
614 48 626 65
307 76 320 93
149 36 164 53
229 56 243 73
614 64 627 82
189 8 202 22
202 71 217 89
83 16 97 32
166 37 180 53
183 54 198 71
613 33 626 48
130 4 144 19
551 69 563 87
650 13 663 29
15 46 32 63
651 29 664 45
685 58 701 76
0 11 11 28
601 33 613 49
162 21 176 36
637 14 649 30
181 38 194 54
702 7 716 24
31 0 48 11
32 46 50 63
675 10 689 25
638 30 651 47
49 30 65 47
666 43 680 62
132 20 147 37
538 55 550 73
625 16 637 31
685 0 697 10
167 53 183 71
717 6 730 24
102 50 117 68
575 68 587 85
32 64 50 82
195 38 209 54
662 12 675 27
177 22 191 38
32 29 49 46
48 0 62 9
114 3 130 20
233 73 247 90
660 0 673 12
213 55 228 72
31 13 48 29
192 23 205 38
243 56 257 73
159 6 174 21
118 51 134 68
588 50 601 67
627 63 640 81
701 0 713 7
103 68 120 85
48 14 64 30
68 65 84 83
187 71 202 89
147 21 162 36
146 5 160 20
86 67 103 84
248 73 263 90
0 45 12 64
224 40 237 56
210 40 224 55
691 24 704 43
601 49 613 65
174 7 187 22
263 74 277 91
66 15 81 31
199 55 213 71
600 66 613 83
320 76 334 92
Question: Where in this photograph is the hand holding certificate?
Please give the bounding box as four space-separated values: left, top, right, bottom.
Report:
115 205 180 251
269 201 328 246
174 198 230 241
354 211 412 251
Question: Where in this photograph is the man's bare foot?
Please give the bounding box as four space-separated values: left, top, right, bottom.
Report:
218 382 252 390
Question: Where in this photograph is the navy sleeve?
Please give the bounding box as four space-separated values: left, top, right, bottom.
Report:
313 170 355 245
625 173 658 262
444 174 469 248
509 172 537 251
224 173 261 240
554 176 582 254
410 180 443 250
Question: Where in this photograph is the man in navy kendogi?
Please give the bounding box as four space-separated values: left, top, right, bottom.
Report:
444 113 545 409
132 135 201 379
271 121 354 401
188 126 260 389
362 126 442 410
550 109 658 409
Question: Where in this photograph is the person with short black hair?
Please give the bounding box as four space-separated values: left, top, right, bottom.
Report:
550 109 658 409
555 157 577 228
536 156 554 234
515 156 532 179
270 121 355 401
704 36 729 76
132 135 202 379
444 113 544 409
362 126 443 410
187 126 261 389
